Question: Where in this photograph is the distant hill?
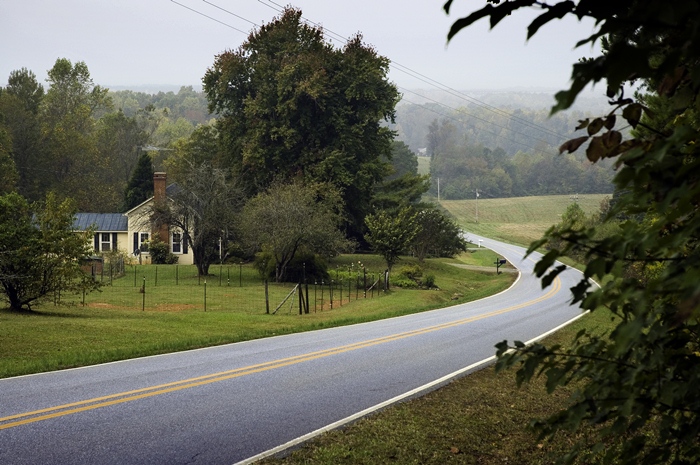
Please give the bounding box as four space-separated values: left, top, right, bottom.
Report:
392 88 613 155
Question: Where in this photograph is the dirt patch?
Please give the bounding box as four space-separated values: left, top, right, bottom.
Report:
87 302 122 309
87 302 198 312
152 303 199 312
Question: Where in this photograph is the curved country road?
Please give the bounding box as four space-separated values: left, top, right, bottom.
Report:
0 235 584 465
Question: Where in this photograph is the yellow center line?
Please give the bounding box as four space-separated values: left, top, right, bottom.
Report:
0 277 561 430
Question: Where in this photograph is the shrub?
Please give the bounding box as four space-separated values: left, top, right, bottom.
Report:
149 238 178 264
391 264 423 288
253 250 328 283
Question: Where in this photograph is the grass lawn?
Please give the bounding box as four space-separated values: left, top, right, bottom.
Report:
0 254 514 378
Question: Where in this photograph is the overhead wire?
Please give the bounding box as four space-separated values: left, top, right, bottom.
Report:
170 0 249 34
399 86 559 154
253 0 567 145
399 93 557 156
171 0 567 154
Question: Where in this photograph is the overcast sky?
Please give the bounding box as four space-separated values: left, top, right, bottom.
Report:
1 0 600 94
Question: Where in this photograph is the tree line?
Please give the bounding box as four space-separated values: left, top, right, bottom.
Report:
423 111 615 199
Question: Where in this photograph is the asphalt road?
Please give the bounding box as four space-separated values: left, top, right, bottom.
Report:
0 235 585 465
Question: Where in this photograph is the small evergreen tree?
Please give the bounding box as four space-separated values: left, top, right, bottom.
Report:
122 152 153 211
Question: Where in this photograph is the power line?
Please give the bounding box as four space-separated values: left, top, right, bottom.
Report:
390 62 569 140
202 0 259 27
399 95 557 157
170 0 248 34
399 86 559 153
171 1 568 155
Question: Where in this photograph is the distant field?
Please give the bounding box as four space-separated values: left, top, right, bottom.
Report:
440 194 609 246
416 156 430 175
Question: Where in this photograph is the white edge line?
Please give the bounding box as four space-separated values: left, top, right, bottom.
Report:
238 239 597 463
234 309 589 465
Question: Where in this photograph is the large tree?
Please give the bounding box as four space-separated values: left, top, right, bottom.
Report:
0 68 44 200
156 162 243 276
40 59 112 211
0 192 96 312
446 0 700 463
410 208 467 262
203 8 400 240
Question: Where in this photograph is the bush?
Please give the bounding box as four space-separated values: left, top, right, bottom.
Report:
253 250 328 283
149 238 178 265
424 273 436 288
391 264 423 288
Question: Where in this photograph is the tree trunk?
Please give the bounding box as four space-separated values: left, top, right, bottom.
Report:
5 285 27 312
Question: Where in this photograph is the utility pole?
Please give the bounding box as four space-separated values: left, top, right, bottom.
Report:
475 189 479 223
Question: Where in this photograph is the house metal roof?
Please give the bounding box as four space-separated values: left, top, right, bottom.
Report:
73 213 128 232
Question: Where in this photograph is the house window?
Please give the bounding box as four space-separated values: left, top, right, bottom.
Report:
139 233 149 252
100 233 112 252
172 232 182 254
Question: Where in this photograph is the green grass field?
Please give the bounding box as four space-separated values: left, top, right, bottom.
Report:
417 155 431 175
441 194 608 246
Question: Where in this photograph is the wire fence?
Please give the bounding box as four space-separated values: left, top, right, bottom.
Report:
57 264 387 314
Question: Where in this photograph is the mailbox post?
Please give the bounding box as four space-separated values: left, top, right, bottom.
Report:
495 258 506 274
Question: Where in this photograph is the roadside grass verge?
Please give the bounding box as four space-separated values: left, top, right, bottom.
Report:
0 253 514 378
258 308 616 465
254 195 616 464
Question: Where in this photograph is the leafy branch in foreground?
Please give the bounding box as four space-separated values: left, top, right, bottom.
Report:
448 0 700 463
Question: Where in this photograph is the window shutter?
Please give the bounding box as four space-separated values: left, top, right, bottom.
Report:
94 233 99 252
183 236 188 254
133 232 138 254
112 233 118 251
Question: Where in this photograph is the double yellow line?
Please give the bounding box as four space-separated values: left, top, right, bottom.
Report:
0 276 561 431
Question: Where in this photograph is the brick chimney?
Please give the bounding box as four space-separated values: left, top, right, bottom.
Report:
153 172 169 244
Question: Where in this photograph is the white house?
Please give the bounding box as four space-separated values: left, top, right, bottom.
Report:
73 172 194 265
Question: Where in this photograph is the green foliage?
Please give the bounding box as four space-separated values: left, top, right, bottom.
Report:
203 8 400 240
240 181 351 283
97 109 149 208
0 192 97 311
122 152 153 211
0 121 18 193
385 140 419 181
159 162 244 276
0 69 45 201
38 58 113 211
411 208 467 261
391 264 423 288
365 207 418 273
148 237 178 265
253 250 329 284
447 0 700 463
165 124 220 182
427 129 613 199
